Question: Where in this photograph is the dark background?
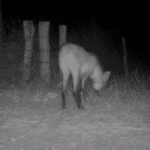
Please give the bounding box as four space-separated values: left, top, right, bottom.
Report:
0 2 149 80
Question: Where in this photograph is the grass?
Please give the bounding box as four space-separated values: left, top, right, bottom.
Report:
0 67 150 149
0 66 150 127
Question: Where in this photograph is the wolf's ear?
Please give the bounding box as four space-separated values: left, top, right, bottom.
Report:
103 71 110 82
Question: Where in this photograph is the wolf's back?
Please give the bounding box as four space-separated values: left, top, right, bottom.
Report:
59 43 98 77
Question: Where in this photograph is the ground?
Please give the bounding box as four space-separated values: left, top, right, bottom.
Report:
0 89 150 150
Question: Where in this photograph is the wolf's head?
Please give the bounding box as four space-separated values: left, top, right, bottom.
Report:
92 66 110 92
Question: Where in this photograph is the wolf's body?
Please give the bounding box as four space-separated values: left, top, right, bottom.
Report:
59 43 110 109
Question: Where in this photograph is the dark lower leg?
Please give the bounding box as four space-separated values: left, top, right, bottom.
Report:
81 87 88 102
77 89 84 109
73 80 84 109
62 91 66 109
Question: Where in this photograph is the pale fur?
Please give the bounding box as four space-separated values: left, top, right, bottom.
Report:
59 43 110 108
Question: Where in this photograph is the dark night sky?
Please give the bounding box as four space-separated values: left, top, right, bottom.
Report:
0 2 149 76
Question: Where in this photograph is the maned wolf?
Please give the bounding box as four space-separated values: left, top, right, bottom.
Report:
59 43 110 109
